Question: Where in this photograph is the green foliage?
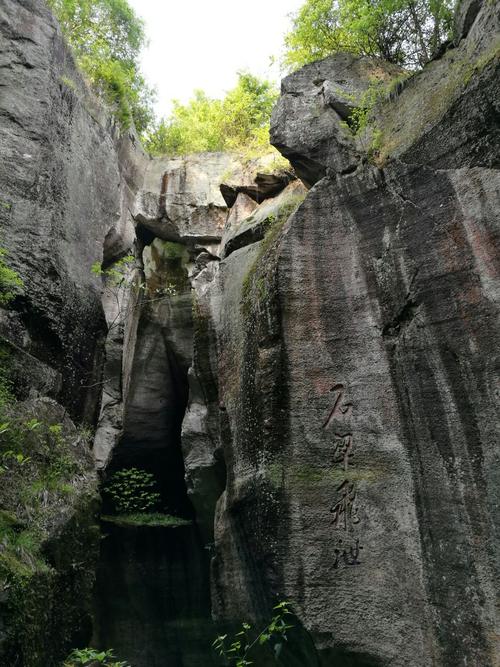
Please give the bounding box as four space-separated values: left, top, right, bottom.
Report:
0 374 98 664
339 76 408 161
283 0 353 69
144 73 279 157
0 415 83 491
0 405 96 601
343 82 385 134
47 0 154 133
0 247 23 306
283 0 454 70
92 254 135 287
103 468 161 514
63 647 130 666
213 601 294 666
0 349 15 413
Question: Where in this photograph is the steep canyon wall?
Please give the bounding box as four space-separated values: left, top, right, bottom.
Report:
0 0 499 665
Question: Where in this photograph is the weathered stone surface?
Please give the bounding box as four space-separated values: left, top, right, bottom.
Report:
134 153 234 244
92 268 142 470
0 0 147 421
2 1 500 665
188 7 500 666
221 181 307 258
220 193 258 250
220 154 295 207
270 53 401 185
181 259 225 543
454 0 484 43
0 337 62 400
0 2 143 664
203 163 500 664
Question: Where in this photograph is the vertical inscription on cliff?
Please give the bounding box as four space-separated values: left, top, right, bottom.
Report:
323 383 362 568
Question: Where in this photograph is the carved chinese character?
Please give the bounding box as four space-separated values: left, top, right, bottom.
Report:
323 383 353 430
333 538 363 568
330 480 360 530
332 432 354 471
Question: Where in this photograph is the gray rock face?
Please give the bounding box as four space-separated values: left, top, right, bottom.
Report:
220 161 295 206
134 153 234 244
185 3 500 666
454 0 484 43
221 181 307 258
270 53 401 185
253 163 499 665
0 0 147 422
0 2 143 664
134 152 295 248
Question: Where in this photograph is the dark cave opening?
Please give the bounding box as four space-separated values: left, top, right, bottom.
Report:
104 445 195 519
102 332 195 519
92 311 221 666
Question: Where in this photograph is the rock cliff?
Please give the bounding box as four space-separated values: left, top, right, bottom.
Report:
0 0 498 665
187 2 500 665
0 1 144 663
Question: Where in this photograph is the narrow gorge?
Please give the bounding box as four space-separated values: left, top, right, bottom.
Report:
0 0 499 666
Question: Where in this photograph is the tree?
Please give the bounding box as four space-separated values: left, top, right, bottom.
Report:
144 73 279 157
47 0 155 133
283 0 454 71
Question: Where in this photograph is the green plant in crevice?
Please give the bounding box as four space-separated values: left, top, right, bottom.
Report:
91 254 136 288
0 247 23 306
343 82 385 135
103 467 161 514
0 349 15 414
63 647 130 666
339 74 410 162
92 254 177 299
213 601 294 666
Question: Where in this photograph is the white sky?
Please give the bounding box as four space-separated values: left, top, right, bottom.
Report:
127 0 304 118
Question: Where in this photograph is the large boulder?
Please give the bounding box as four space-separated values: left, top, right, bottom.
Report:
133 153 234 246
270 53 401 185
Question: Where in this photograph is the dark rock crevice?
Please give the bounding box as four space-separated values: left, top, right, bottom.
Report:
381 299 419 338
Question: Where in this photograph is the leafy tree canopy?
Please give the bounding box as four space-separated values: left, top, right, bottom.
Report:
47 0 155 133
144 73 279 157
283 0 454 70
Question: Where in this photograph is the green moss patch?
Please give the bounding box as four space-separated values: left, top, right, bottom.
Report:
101 512 192 528
266 462 387 490
373 36 500 164
241 192 305 317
